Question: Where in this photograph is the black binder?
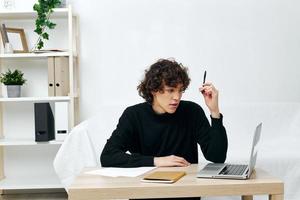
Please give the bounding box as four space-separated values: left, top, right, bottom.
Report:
34 103 55 142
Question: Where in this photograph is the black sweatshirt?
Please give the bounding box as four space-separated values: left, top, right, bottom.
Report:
101 100 228 167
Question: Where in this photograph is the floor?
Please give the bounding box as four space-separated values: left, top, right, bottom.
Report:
0 193 68 200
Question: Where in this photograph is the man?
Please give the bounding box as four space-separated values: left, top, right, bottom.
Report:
100 58 227 199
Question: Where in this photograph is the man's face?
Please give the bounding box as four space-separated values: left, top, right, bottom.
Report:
152 84 184 114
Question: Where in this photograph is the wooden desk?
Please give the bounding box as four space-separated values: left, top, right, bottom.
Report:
68 164 284 200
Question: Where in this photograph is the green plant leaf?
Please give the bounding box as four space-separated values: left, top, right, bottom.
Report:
33 0 61 50
42 32 49 40
46 21 56 29
33 4 40 11
0 69 26 85
34 27 42 34
37 40 44 50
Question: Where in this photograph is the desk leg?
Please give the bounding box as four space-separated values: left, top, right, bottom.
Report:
241 195 253 200
269 194 283 200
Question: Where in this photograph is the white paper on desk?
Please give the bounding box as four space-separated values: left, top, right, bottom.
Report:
85 167 156 177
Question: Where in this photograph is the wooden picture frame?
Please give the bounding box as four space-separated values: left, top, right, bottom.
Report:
5 28 29 53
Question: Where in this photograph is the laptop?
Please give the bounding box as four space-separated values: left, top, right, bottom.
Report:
197 123 262 180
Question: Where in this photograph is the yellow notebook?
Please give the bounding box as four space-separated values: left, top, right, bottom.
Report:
141 171 186 183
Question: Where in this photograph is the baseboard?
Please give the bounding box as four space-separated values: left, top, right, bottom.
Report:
2 188 66 194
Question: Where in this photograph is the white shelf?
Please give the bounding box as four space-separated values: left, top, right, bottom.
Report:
0 5 78 191
0 96 71 102
0 8 69 19
0 177 63 190
0 52 70 58
0 139 63 146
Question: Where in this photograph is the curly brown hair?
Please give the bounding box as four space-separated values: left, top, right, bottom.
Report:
137 59 190 104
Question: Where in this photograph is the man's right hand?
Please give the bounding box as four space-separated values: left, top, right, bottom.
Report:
154 155 191 167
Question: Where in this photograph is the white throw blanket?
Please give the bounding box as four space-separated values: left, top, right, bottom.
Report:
53 121 97 188
53 106 124 188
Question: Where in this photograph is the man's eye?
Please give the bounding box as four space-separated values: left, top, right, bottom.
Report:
166 89 174 93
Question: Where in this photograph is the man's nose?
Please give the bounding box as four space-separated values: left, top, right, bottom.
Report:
173 92 182 100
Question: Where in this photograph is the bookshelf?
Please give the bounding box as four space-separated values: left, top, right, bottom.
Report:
0 6 79 192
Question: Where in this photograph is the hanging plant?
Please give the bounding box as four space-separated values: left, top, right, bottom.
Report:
32 0 62 51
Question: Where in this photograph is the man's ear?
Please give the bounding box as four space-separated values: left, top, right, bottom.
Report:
151 91 156 97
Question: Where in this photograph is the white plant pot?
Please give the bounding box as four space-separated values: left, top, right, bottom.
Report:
6 85 21 97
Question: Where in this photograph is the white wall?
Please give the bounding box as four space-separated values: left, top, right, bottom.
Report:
67 0 300 120
4 0 299 119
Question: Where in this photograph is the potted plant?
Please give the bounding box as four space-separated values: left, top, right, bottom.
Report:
0 69 26 97
32 0 62 51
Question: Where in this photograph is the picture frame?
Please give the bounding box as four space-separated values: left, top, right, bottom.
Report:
0 24 9 46
5 27 29 53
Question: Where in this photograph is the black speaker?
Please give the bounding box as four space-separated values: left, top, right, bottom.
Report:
34 103 55 142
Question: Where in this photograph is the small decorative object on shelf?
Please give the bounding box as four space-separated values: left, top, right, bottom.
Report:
32 0 62 50
32 49 65 54
0 24 9 46
2 0 15 10
6 27 29 53
0 69 26 97
4 42 13 53
0 24 29 53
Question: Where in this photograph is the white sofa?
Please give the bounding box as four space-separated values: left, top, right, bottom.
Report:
54 103 300 200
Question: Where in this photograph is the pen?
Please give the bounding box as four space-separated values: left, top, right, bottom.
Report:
203 70 207 84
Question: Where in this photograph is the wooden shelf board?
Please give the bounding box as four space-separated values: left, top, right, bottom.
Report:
0 177 63 190
0 139 63 146
0 52 70 58
0 8 69 19
0 96 71 102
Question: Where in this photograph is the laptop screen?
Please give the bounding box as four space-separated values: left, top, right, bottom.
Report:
247 123 262 178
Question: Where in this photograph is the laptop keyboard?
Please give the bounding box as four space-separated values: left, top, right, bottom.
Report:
219 164 248 175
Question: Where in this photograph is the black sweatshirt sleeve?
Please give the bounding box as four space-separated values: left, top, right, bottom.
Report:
100 108 154 167
195 106 228 163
